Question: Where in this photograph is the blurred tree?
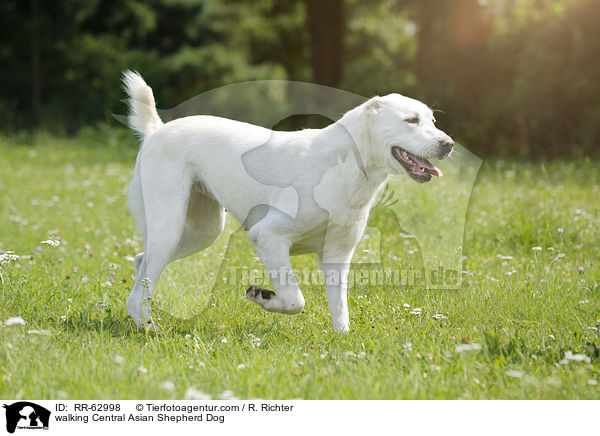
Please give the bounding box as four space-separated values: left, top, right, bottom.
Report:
0 0 598 157
305 0 344 87
414 0 438 99
342 0 415 97
0 0 307 131
30 0 41 126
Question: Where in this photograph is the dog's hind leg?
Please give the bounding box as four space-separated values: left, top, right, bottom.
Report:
126 166 191 329
170 188 226 261
134 252 144 275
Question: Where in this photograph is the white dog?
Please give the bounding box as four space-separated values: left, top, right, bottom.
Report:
122 71 454 333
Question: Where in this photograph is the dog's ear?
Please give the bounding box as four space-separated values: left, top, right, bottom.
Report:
365 97 381 116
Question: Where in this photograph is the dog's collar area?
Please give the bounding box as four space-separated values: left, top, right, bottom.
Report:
391 146 442 183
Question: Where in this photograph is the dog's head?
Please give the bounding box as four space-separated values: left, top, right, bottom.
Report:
362 94 454 183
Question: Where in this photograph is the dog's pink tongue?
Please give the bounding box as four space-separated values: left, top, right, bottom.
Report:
429 167 443 177
412 155 443 177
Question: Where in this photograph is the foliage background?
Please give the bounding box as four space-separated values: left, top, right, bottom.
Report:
1 0 599 157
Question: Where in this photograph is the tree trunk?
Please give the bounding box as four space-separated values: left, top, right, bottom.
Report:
30 0 41 126
415 0 442 99
305 0 344 87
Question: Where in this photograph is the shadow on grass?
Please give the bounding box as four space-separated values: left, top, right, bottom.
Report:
53 295 302 347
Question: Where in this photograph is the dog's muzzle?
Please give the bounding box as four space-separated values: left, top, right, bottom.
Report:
392 146 443 183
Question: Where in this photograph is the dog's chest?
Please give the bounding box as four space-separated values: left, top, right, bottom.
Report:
289 220 329 255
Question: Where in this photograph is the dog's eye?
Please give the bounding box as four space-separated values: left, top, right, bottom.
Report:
404 116 419 124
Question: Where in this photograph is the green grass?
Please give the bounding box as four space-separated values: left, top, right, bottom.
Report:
1 130 599 399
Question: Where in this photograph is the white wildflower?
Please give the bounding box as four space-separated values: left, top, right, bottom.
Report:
4 317 26 326
26 329 51 336
563 351 591 363
532 246 542 251
399 233 416 239
237 364 245 370
249 334 261 347
184 387 211 400
0 251 19 265
217 390 238 400
41 237 60 247
506 370 523 378
454 343 482 353
138 366 148 373
160 381 175 391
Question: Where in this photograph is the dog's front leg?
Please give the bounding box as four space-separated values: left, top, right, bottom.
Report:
319 259 351 333
319 222 363 333
246 227 305 315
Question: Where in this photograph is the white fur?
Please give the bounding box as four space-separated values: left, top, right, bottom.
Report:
122 71 453 333
122 71 163 138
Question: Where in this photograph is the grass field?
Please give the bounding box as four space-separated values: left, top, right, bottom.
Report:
1 130 599 399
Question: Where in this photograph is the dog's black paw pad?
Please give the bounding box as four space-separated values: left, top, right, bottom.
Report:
246 285 275 300
260 288 276 299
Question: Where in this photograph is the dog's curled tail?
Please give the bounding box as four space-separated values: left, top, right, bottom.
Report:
122 70 163 138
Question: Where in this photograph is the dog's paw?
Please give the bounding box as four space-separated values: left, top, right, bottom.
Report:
245 285 304 314
246 285 276 302
144 319 160 330
246 285 275 310
131 317 160 331
246 285 278 310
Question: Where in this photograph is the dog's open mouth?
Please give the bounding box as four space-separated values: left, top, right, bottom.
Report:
391 146 442 183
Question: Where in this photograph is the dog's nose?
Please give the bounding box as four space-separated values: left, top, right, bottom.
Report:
439 138 454 150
